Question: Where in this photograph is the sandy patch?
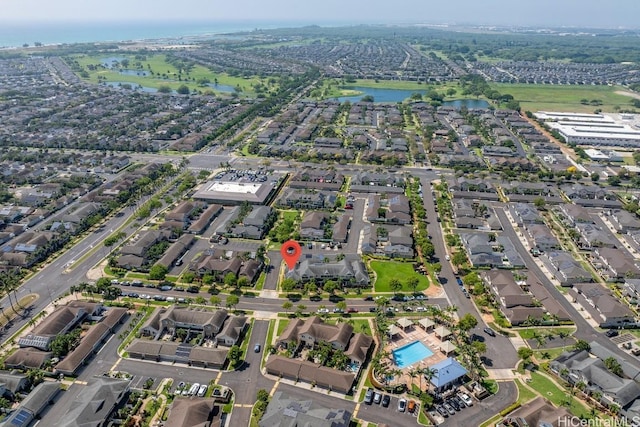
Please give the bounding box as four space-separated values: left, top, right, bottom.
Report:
615 90 640 100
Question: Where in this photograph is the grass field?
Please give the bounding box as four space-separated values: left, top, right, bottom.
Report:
517 327 576 340
528 371 590 418
516 379 537 405
492 83 637 113
72 53 268 95
370 260 429 292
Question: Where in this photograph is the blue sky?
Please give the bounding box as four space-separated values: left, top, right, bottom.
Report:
3 0 639 28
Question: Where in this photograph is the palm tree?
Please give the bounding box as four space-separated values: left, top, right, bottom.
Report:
408 368 419 391
422 367 438 392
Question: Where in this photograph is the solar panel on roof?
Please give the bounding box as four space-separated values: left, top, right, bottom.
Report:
11 409 31 426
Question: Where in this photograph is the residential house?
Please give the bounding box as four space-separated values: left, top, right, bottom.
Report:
0 372 28 398
286 256 370 286
575 223 618 250
551 350 640 411
557 204 594 226
165 398 221 427
264 356 355 394
141 307 229 340
56 377 130 427
595 247 640 280
188 204 223 235
0 382 61 427
259 391 351 427
526 224 560 251
482 270 545 326
277 189 336 210
609 209 640 234
332 214 350 244
216 316 248 346
576 283 636 328
165 201 203 226
510 203 543 226
545 251 593 285
300 211 328 241
278 316 353 351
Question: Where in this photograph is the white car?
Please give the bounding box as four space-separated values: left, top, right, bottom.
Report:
458 392 473 406
317 308 329 314
445 254 451 261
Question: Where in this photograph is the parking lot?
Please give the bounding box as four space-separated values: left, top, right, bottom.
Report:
359 389 421 425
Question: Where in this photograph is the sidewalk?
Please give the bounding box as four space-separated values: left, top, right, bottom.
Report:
509 334 529 351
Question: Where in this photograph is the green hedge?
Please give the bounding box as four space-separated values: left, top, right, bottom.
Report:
500 402 521 417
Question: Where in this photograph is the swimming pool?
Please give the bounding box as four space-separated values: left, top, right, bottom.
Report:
392 341 434 368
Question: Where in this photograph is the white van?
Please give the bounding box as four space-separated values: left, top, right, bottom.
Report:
189 383 200 396
197 385 208 397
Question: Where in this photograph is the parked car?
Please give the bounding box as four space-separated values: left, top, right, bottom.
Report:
373 392 382 405
436 405 449 417
382 394 390 407
606 329 619 337
458 392 473 406
448 398 460 411
483 327 496 337
443 403 455 415
347 308 358 313
408 400 416 413
197 385 208 397
188 383 200 396
398 398 407 412
364 388 374 405
368 307 377 312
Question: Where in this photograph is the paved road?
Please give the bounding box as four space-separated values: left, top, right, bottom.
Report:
0 207 137 339
420 177 519 369
219 320 273 427
494 207 640 370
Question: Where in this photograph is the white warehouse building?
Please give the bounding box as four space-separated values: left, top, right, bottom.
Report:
534 111 640 148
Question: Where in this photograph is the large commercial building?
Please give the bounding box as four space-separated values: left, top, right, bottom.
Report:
534 111 640 148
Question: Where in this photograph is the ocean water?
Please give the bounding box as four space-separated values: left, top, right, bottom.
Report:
0 20 300 48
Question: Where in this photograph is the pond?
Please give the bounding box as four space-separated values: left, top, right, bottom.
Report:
118 69 150 76
100 56 128 67
207 83 237 93
102 81 158 93
335 86 426 103
334 87 491 108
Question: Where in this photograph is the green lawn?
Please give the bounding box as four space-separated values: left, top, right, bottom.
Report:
370 260 429 292
281 210 301 222
528 371 590 418
276 319 291 336
516 379 537 404
71 53 270 96
533 347 573 362
517 327 576 340
491 83 637 113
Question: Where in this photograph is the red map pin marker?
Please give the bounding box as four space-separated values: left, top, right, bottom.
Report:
281 240 302 271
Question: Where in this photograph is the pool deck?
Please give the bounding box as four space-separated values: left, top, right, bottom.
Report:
384 326 449 391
